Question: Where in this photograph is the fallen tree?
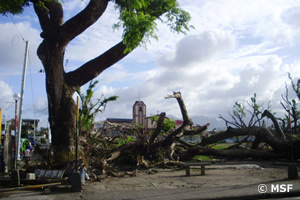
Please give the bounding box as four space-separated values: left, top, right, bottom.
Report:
81 92 299 177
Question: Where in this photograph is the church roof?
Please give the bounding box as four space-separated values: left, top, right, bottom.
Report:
106 118 133 123
133 100 145 106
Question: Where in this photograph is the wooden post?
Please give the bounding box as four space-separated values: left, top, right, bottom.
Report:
3 129 10 172
201 165 205 175
75 96 79 171
185 165 190 176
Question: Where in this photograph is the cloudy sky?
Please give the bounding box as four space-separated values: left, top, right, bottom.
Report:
1 0 300 129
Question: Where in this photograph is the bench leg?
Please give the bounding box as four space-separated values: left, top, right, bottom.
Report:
201 165 205 175
186 166 190 176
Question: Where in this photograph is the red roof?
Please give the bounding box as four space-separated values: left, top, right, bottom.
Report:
175 120 184 125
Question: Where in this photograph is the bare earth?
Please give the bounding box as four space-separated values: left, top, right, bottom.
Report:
2 163 300 200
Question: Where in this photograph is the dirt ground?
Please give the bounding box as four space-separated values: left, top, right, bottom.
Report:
92 164 280 190
2 162 300 200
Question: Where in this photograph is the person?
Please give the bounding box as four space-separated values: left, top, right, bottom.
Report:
66 158 89 185
24 147 30 165
77 158 87 185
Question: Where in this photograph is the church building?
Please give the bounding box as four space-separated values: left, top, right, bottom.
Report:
102 101 156 136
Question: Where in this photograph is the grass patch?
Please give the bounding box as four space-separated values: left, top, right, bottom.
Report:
210 143 233 150
193 155 213 161
193 143 236 161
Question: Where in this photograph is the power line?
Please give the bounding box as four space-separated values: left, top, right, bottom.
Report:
28 51 38 118
9 15 26 43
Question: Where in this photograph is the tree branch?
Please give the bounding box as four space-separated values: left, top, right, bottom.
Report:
181 145 287 160
46 1 63 26
162 92 193 146
61 0 108 44
262 110 286 139
183 123 210 136
66 41 128 87
149 112 166 144
33 3 51 32
165 92 191 124
200 127 289 152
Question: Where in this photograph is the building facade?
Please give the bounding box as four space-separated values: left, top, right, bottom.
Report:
101 100 157 136
133 101 147 127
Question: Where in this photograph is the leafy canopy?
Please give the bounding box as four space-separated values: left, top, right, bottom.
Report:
0 0 60 15
151 115 176 134
113 0 192 52
1 0 192 53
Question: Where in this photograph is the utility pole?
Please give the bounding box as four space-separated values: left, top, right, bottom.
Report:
11 40 29 187
16 40 29 162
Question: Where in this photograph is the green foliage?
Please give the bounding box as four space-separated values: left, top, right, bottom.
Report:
113 0 192 52
77 80 118 135
135 122 144 130
151 115 176 134
0 0 30 15
233 101 246 119
250 93 261 116
0 0 61 15
117 136 136 147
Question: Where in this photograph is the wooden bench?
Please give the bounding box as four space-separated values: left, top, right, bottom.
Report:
184 163 210 176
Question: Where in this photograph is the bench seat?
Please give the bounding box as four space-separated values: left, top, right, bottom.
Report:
184 163 210 176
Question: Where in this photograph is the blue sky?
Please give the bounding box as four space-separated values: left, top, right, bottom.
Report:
1 0 300 129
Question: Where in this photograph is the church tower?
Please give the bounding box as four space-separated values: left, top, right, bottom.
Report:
133 101 146 127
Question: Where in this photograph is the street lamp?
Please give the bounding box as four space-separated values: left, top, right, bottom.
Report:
13 93 20 169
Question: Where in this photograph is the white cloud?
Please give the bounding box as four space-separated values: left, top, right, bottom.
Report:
160 30 236 67
0 22 42 73
0 80 14 108
35 97 48 113
281 6 300 28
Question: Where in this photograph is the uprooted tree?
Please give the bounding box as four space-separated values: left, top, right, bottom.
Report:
1 0 192 163
80 89 299 176
84 92 211 174
82 75 300 174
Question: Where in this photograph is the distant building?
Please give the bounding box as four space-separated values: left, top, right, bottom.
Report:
133 101 146 127
100 101 162 136
2 119 39 137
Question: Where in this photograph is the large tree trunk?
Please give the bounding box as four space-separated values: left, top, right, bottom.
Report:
37 38 77 161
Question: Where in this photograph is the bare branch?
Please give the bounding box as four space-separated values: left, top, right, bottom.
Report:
165 92 192 124
262 110 286 139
